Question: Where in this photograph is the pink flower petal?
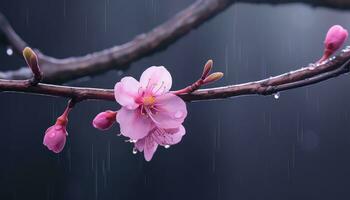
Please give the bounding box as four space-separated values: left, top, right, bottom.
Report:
116 107 153 140
152 125 186 146
143 135 158 161
151 93 187 129
43 125 67 153
114 77 142 110
135 138 145 152
139 66 172 96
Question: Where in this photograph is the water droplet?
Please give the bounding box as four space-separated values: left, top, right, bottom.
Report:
308 63 316 70
125 139 137 143
132 147 137 154
342 46 350 53
328 56 336 61
6 47 13 56
174 111 183 119
164 145 170 149
273 92 280 99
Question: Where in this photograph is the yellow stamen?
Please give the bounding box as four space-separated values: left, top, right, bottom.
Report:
142 96 156 106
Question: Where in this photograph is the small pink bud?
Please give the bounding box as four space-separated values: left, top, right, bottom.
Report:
203 72 224 84
320 25 348 62
43 107 70 153
43 122 68 154
201 59 213 79
92 110 117 130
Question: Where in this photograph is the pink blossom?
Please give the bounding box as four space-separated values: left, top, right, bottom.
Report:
319 25 348 63
43 123 67 153
114 66 187 160
92 110 117 130
115 66 187 139
134 125 186 161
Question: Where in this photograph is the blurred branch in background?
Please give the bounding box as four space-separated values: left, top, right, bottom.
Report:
0 0 235 83
1 0 350 84
0 12 28 56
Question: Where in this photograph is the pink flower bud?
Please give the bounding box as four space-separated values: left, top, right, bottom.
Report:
43 108 70 153
321 25 348 61
203 72 224 84
92 110 117 130
43 123 67 153
201 59 213 79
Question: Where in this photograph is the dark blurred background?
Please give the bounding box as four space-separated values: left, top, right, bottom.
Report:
1 0 350 199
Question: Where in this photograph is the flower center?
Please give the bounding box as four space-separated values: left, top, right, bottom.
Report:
142 95 156 106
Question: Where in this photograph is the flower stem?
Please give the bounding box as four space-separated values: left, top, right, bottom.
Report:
55 99 76 126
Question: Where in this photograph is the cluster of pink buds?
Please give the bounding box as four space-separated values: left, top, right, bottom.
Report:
173 60 223 94
318 25 348 63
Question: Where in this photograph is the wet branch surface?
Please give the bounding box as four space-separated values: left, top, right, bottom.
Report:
1 0 350 84
1 49 350 102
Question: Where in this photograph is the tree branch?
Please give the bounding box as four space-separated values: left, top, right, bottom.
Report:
1 0 350 84
1 48 349 102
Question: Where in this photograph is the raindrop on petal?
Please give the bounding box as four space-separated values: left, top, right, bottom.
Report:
164 145 170 149
273 92 280 99
174 111 183 119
